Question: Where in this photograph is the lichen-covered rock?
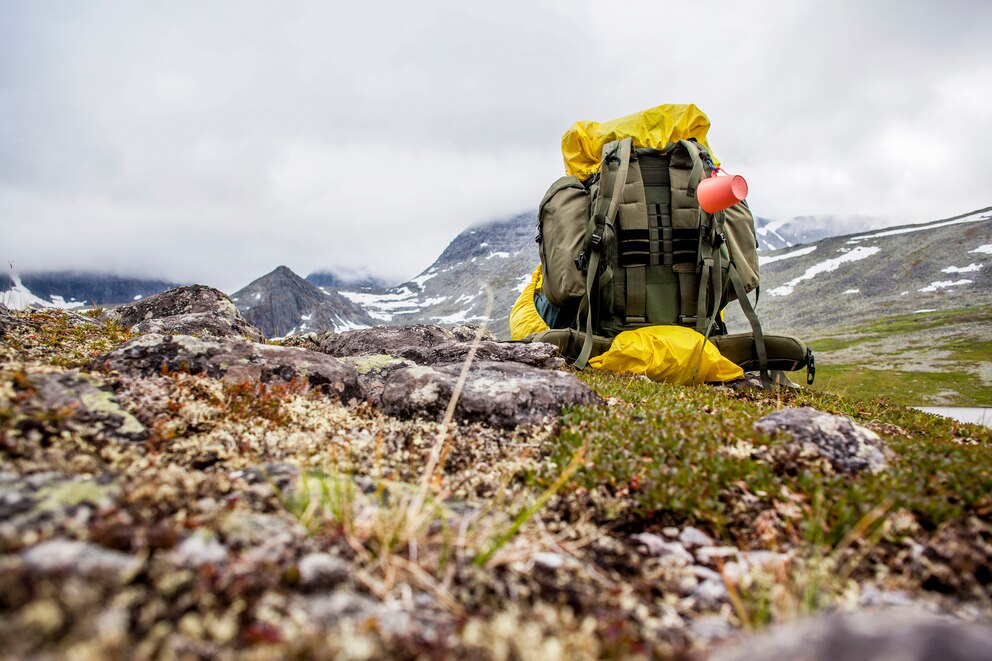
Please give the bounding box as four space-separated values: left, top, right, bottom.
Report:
22 538 142 581
106 285 264 342
753 407 888 474
0 473 119 550
0 302 26 336
711 609 992 661
379 360 601 427
3 369 147 443
308 324 564 369
92 333 362 402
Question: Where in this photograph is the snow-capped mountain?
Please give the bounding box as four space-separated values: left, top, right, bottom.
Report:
755 214 884 251
0 272 180 310
335 213 539 337
231 265 375 338
729 207 992 333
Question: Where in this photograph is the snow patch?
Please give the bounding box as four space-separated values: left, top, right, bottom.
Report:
410 271 437 288
918 279 972 293
515 273 532 293
485 251 510 260
843 289 860 295
941 263 983 274
132 294 143 301
1 275 54 310
767 246 881 297
970 244 992 256
758 245 817 266
914 309 937 314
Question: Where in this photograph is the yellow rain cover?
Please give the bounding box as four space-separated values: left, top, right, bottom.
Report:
589 326 743 385
562 103 719 181
509 264 550 340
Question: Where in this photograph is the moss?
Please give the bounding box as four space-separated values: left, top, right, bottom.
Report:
35 480 118 514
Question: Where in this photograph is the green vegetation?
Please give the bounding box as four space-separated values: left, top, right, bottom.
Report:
808 305 992 405
551 370 991 549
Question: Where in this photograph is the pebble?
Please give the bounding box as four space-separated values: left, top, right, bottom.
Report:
679 526 715 548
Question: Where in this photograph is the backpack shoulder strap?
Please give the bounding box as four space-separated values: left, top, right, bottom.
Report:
575 138 632 369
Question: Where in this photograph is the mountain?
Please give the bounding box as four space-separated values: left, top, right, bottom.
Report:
729 207 992 334
335 212 539 338
0 271 180 310
231 265 376 338
755 214 883 251
306 269 394 291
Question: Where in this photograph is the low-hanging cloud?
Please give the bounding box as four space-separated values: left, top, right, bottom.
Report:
1 0 989 291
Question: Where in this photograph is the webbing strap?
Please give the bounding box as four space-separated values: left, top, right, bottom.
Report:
696 257 711 334
677 270 696 320
575 139 632 369
729 264 771 389
627 267 646 322
680 139 705 198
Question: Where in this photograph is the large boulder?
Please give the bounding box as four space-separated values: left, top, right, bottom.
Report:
92 334 362 402
298 324 565 369
106 285 264 342
753 407 888 474
3 369 147 443
379 360 601 427
711 609 992 661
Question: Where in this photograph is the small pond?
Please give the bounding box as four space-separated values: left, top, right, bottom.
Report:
913 407 992 429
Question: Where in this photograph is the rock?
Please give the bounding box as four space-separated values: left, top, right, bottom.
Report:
297 553 351 589
753 407 888 474
0 302 27 336
379 360 601 427
6 370 146 442
679 526 715 548
710 609 992 661
107 285 264 342
631 533 695 563
314 324 564 369
23 538 141 581
533 552 565 570
690 615 736 644
170 531 229 567
692 578 729 607
92 334 363 402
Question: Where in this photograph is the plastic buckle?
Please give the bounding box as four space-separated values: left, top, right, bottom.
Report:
574 250 588 271
806 348 816 385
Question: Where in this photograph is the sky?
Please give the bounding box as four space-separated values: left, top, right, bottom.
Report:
1 0 990 292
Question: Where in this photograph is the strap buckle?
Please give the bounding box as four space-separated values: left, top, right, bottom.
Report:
574 250 588 271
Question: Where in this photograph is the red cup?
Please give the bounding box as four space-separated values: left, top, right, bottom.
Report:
697 172 748 213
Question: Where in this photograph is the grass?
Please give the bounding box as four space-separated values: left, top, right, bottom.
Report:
808 305 992 406
549 370 992 549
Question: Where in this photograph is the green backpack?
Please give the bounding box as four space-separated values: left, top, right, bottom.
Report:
532 137 814 387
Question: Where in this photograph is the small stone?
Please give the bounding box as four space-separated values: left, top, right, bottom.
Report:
662 527 680 538
753 407 889 474
533 552 565 570
298 553 351 589
695 545 740 563
170 532 228 567
679 526 715 548
693 578 728 606
631 533 694 563
23 538 141 580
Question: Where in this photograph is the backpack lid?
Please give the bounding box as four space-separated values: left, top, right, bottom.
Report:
561 103 720 180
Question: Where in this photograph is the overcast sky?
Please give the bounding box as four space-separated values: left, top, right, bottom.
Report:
2 1 990 291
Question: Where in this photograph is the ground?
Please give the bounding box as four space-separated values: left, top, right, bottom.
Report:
1 308 990 660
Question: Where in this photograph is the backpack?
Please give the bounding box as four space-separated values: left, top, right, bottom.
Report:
531 135 814 387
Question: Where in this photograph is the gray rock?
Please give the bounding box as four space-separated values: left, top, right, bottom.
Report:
679 526 715 548
753 407 888 474
631 533 695 563
107 284 264 342
692 577 729 607
0 302 27 336
92 334 363 402
9 370 146 442
316 324 564 369
379 360 601 427
297 552 351 589
23 538 141 580
710 609 992 661
170 531 229 567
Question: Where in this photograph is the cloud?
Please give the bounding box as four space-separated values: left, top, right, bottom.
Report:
1 0 990 290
